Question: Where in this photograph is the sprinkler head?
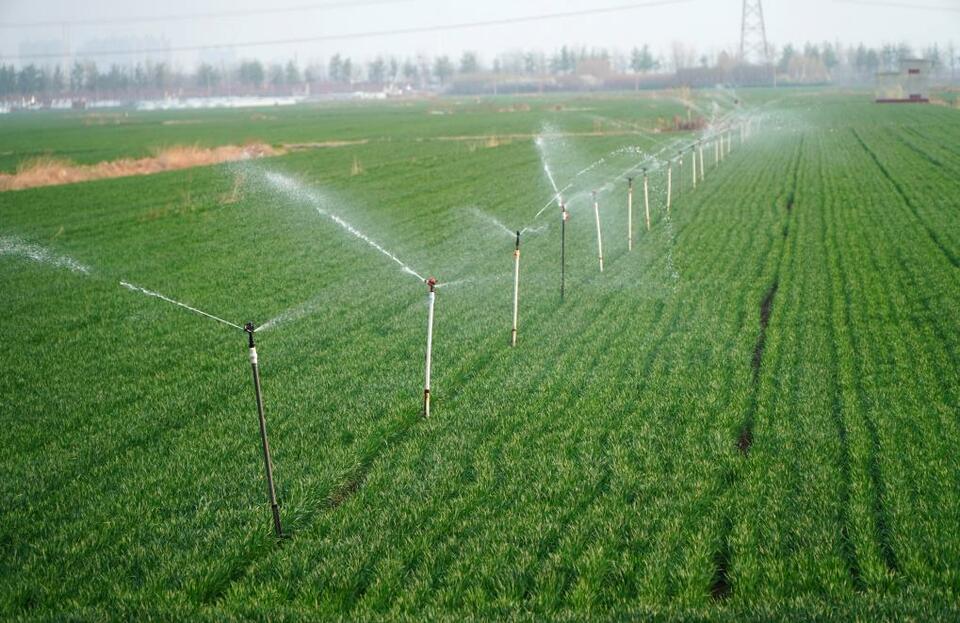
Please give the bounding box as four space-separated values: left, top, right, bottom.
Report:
515 231 521 250
245 322 256 347
426 277 437 292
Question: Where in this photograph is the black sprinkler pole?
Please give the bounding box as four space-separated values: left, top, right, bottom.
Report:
245 323 282 538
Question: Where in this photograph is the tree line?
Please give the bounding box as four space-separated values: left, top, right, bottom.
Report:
1 41 956 100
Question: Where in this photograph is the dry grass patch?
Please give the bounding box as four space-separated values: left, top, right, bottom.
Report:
0 143 281 192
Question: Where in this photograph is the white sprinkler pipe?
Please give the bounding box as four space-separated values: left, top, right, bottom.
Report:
699 143 705 182
627 178 634 251
511 232 521 347
643 170 651 231
692 148 697 190
423 278 436 417
593 191 604 273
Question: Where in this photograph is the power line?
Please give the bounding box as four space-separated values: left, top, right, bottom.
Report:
834 0 960 13
7 0 695 62
0 0 414 29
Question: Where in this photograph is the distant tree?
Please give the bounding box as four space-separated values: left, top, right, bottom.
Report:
0 65 15 96
948 42 957 81
268 63 285 88
341 58 353 83
105 64 129 92
18 65 40 95
401 59 418 83
239 60 264 88
388 57 399 82
822 42 839 71
924 44 942 71
328 54 343 82
459 51 479 74
630 47 643 73
196 63 220 92
133 63 148 90
368 57 386 84
152 62 169 91
284 60 300 85
523 52 539 75
433 55 454 85
69 62 85 93
51 65 65 95
896 43 914 62
778 44 796 73
631 46 657 73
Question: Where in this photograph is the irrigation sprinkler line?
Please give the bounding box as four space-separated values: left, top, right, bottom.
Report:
245 323 283 538
627 178 634 251
528 104 753 235
119 281 245 332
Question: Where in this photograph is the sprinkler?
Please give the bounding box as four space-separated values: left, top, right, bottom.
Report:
627 178 634 251
593 191 604 273
691 147 697 190
643 169 651 232
423 278 437 418
677 153 684 197
244 322 282 538
560 199 568 302
511 231 521 347
699 142 705 182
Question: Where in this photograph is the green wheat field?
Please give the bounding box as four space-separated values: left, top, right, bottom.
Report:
1 89 958 619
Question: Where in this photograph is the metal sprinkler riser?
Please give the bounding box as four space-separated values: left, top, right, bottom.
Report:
244 322 283 538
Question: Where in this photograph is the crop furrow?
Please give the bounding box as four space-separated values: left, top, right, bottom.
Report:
850 128 959 269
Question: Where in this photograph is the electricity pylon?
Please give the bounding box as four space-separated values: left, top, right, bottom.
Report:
739 0 771 65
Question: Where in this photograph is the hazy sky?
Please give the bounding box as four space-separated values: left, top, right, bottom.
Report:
1 0 957 68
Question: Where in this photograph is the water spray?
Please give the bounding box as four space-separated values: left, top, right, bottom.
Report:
627 178 634 251
244 323 283 538
593 191 604 273
511 231 521 347
715 139 720 167
643 169 651 232
423 278 437 418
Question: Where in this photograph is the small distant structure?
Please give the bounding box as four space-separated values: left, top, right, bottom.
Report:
875 59 931 103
